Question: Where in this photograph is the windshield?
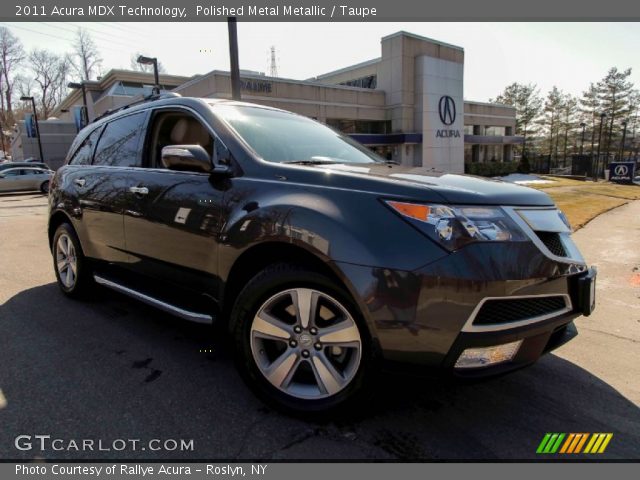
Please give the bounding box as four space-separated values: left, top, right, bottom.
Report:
214 105 383 164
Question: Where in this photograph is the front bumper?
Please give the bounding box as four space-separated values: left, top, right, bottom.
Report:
336 241 595 377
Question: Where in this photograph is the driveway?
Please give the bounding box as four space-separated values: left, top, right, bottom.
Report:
0 193 638 460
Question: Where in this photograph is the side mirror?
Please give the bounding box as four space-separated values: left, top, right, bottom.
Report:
161 145 212 173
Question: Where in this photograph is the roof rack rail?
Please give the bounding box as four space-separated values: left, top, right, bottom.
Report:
92 92 182 123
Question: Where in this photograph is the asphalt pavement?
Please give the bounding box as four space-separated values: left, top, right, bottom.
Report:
0 191 638 460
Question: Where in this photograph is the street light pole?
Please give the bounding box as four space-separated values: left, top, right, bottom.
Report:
594 112 606 182
21 96 44 162
136 56 160 95
227 17 241 101
579 122 586 155
619 120 628 161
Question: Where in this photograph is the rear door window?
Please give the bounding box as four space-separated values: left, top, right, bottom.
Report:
93 112 147 167
69 128 102 166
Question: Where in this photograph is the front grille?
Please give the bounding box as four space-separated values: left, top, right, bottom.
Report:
473 296 568 326
535 231 567 257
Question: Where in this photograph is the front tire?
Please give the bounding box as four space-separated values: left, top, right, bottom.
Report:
52 223 93 298
231 263 375 415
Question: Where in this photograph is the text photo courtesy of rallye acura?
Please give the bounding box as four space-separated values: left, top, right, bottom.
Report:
46 93 597 414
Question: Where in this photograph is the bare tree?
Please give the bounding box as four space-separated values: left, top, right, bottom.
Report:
29 49 70 118
72 28 102 81
129 52 166 73
0 26 25 116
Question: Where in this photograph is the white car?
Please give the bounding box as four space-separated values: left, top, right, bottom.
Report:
0 167 54 193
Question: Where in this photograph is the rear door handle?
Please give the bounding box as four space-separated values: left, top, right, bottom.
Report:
74 178 86 187
129 186 149 195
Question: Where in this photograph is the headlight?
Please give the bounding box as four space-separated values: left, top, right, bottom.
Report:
385 200 527 250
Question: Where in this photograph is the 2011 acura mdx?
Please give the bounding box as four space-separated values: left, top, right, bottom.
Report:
48 95 596 414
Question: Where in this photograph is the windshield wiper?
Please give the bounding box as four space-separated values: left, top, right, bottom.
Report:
282 159 340 165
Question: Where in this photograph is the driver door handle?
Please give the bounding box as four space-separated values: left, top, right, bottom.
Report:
129 186 149 195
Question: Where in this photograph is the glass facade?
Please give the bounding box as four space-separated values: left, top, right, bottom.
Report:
479 145 504 162
483 126 506 136
108 81 174 97
338 75 377 89
326 118 391 134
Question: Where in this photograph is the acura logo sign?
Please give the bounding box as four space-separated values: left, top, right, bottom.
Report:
614 165 628 176
438 96 456 126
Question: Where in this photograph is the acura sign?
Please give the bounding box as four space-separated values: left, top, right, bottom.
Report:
609 162 636 184
436 95 460 138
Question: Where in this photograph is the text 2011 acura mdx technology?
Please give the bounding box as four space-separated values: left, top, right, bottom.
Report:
48 94 596 413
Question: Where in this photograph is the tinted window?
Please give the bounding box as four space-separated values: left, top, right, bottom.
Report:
69 128 102 166
2 170 20 176
94 112 146 167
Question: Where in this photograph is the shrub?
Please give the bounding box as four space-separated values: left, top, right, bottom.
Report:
464 161 519 177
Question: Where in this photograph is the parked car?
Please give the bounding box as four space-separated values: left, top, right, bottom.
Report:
0 161 51 172
47 96 597 414
0 166 54 193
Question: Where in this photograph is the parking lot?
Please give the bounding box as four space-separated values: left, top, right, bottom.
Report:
1 191 639 461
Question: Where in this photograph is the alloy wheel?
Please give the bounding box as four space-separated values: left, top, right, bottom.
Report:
55 234 77 289
250 288 362 400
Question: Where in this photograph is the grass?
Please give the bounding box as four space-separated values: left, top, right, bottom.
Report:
525 178 640 229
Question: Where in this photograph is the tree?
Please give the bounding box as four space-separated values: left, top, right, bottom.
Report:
542 87 565 167
0 26 25 117
560 94 578 165
579 83 601 156
129 52 166 73
29 49 70 118
71 28 102 81
597 67 634 158
492 83 543 160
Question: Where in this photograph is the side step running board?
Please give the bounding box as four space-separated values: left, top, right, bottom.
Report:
94 274 213 325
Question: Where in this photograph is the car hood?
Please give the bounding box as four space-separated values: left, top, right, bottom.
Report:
313 163 555 206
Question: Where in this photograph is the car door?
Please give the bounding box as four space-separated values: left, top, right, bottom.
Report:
70 111 148 265
0 169 22 192
20 168 45 191
122 108 227 294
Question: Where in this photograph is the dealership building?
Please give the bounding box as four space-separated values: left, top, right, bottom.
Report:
14 31 521 172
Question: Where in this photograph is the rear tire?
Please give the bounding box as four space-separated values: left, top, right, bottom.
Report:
40 181 50 194
52 223 93 298
230 263 376 416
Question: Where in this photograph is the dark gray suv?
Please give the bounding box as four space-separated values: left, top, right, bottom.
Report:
47 95 596 414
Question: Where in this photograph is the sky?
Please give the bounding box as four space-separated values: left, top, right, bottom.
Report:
2 22 640 102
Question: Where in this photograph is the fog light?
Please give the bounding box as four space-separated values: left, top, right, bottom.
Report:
454 340 523 369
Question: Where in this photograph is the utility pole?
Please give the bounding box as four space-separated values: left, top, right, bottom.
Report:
228 17 241 100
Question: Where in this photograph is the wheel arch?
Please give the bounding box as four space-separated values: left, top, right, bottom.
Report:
220 241 367 333
48 210 75 250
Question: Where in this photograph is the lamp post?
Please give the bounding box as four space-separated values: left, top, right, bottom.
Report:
67 81 88 126
579 122 586 155
227 17 241 100
619 119 628 161
20 96 44 162
593 112 607 181
136 55 160 95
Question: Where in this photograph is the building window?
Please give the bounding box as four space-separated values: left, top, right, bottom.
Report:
326 119 391 134
464 125 474 135
483 126 506 136
480 145 504 162
464 144 473 163
338 75 377 89
108 81 174 97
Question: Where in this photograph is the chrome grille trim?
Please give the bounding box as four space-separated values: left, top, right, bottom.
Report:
461 294 573 333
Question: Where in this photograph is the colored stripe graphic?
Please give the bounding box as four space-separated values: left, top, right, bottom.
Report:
536 433 565 453
538 433 613 454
